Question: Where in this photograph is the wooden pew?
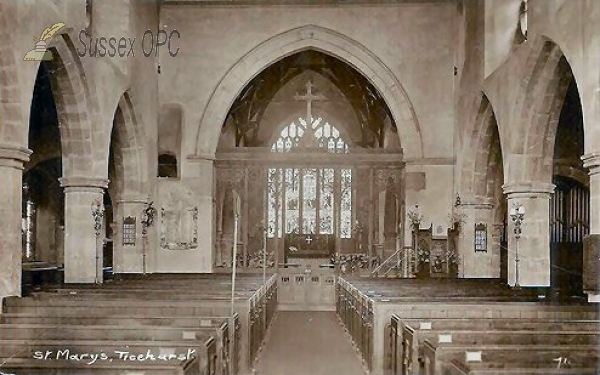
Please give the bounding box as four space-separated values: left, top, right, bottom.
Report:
0 313 240 375
3 273 277 375
0 314 240 375
0 357 200 375
443 350 600 375
0 337 215 375
336 277 599 375
0 321 231 373
391 316 600 375
421 332 600 375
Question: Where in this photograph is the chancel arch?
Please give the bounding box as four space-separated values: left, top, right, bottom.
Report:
195 25 422 159
214 51 405 291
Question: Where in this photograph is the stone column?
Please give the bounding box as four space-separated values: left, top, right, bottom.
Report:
503 183 554 287
113 195 147 273
457 198 496 278
582 153 600 301
0 145 31 302
60 177 109 283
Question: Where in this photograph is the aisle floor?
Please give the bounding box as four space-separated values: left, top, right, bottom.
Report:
252 311 367 375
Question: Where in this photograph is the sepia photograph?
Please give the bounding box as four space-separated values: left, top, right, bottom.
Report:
0 0 599 374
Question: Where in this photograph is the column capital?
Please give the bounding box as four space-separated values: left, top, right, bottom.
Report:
0 144 31 169
60 176 109 193
582 153 600 174
503 182 554 197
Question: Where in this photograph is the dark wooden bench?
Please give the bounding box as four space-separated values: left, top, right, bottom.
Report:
0 320 231 372
3 273 278 374
391 316 600 375
421 332 600 375
0 336 215 375
336 277 599 375
2 273 277 375
443 350 600 375
0 356 200 375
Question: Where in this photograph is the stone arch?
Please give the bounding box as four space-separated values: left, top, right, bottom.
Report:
552 165 589 188
195 25 422 159
41 34 101 178
508 36 576 185
108 92 148 201
460 94 504 201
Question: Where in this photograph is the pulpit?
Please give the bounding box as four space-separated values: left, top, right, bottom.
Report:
412 224 459 278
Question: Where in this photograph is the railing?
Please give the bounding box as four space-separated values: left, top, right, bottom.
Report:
371 246 416 278
371 248 402 277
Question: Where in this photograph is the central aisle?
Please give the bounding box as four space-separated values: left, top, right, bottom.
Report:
252 311 367 375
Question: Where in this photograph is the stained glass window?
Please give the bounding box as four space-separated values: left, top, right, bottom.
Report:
285 169 300 234
267 119 352 238
340 168 353 239
319 169 334 235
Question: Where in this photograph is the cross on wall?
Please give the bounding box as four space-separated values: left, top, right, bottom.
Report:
294 80 326 125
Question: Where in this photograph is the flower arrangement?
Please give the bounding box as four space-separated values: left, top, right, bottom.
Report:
407 206 423 228
416 247 430 264
215 250 275 268
448 211 467 231
248 249 275 268
431 254 444 272
446 248 459 267
333 253 373 273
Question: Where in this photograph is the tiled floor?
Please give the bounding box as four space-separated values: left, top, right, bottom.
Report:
252 311 367 375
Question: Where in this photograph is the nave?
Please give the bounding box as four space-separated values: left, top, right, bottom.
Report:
1 273 599 375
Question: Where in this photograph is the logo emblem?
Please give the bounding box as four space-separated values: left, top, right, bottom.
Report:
24 22 66 61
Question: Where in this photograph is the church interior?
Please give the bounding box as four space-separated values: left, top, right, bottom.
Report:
1 0 600 374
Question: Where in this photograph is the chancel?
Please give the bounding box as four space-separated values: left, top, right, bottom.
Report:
1 1 600 375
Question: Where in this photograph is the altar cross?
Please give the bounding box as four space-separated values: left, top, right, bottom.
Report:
294 80 326 125
305 236 313 245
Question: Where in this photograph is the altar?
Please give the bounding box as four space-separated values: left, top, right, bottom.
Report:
284 233 335 262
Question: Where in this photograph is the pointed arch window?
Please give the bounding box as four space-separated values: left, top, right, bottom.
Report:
267 118 352 239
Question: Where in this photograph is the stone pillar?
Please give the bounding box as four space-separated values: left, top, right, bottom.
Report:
113 195 147 273
457 199 497 278
503 183 554 287
0 145 31 302
60 177 109 283
582 153 600 301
